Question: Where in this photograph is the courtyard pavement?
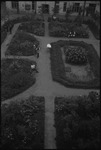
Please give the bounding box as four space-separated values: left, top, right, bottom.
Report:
1 14 100 149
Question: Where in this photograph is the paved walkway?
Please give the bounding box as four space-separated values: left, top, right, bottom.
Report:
1 15 100 149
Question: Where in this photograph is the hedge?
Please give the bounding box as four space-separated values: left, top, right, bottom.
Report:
50 40 100 89
83 19 100 40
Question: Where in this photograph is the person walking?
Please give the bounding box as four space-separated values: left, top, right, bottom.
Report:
9 23 12 34
37 51 39 58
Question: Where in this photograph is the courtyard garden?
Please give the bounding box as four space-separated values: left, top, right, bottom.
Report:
1 58 37 101
55 91 100 149
5 31 39 56
1 96 45 149
50 40 100 89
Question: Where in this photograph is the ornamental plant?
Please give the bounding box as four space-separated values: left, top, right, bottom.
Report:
65 46 88 65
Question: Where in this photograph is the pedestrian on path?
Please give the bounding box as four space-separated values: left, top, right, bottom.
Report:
9 23 13 34
37 52 39 58
31 64 38 73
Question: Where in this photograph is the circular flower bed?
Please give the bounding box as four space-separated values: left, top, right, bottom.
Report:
65 46 88 65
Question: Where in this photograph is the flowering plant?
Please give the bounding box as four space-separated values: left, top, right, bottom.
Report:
65 46 88 65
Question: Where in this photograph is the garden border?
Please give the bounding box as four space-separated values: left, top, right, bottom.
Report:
50 40 100 89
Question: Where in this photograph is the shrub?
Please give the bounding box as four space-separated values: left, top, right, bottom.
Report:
83 19 100 40
55 93 100 149
1 30 7 44
1 58 36 100
1 96 45 149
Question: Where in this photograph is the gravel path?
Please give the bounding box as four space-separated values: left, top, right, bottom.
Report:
1 14 100 149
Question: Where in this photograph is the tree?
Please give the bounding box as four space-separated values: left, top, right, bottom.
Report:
16 1 19 14
65 8 71 21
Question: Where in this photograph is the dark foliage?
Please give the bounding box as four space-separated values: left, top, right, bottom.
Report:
55 92 100 149
1 96 45 149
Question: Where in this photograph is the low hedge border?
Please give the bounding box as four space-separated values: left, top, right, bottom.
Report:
50 40 100 89
54 93 100 149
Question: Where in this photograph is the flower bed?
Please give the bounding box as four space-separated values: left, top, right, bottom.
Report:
1 58 37 101
1 95 45 149
55 91 100 149
65 46 88 65
49 22 89 38
50 40 100 89
18 21 45 36
5 31 39 56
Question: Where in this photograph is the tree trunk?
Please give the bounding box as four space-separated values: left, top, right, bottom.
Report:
17 1 19 14
82 1 86 23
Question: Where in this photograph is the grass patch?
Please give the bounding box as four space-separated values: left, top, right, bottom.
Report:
1 58 37 101
5 31 39 56
55 91 100 149
1 96 45 149
50 40 100 89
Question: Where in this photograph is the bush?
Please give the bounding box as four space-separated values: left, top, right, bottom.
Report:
1 30 7 44
83 19 100 40
55 93 100 149
1 96 45 149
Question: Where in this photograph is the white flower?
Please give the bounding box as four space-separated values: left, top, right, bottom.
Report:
31 64 35 69
47 44 51 48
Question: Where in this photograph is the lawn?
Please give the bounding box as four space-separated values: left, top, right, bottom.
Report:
1 96 45 149
1 58 37 101
55 91 100 149
18 21 45 36
50 40 100 89
5 31 39 56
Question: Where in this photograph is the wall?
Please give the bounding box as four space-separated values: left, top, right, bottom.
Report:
19 1 32 13
36 1 54 14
